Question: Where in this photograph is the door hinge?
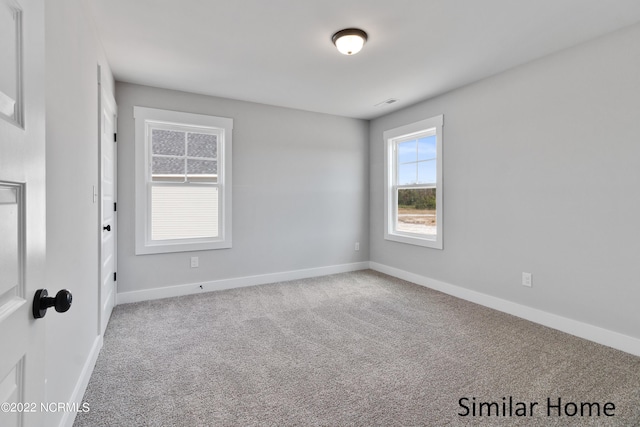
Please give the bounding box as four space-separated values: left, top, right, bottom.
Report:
114 202 117 212
113 272 117 281
114 133 117 142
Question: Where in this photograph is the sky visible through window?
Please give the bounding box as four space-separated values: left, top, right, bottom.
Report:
397 134 436 185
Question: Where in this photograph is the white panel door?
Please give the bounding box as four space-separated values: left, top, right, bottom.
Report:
0 0 47 426
99 84 117 335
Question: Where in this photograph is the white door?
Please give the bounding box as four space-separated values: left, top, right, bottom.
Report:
99 82 117 335
0 0 47 426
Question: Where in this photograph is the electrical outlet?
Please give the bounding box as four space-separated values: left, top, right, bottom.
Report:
522 272 532 287
191 256 199 268
355 242 360 251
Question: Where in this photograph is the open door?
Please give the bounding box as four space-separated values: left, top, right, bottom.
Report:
0 0 48 426
99 74 117 335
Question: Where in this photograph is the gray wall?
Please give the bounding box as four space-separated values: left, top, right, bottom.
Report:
370 23 640 340
116 83 369 294
45 0 115 425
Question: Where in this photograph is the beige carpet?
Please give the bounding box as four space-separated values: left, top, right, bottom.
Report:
75 270 640 426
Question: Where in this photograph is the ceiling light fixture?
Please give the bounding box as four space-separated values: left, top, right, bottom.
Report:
332 28 368 55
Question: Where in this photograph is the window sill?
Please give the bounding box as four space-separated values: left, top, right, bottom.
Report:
384 232 442 250
135 239 231 255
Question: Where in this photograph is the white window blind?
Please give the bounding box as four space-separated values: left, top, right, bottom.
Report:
151 185 218 240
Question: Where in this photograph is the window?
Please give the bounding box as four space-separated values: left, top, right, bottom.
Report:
384 115 443 249
134 107 232 254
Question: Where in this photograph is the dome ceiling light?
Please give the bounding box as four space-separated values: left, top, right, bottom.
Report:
331 28 368 55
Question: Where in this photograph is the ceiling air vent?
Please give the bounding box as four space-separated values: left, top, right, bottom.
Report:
374 98 398 107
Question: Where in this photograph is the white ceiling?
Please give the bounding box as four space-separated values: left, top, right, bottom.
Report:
86 0 640 119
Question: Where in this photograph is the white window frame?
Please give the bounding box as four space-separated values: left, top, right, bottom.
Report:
134 106 233 254
384 115 443 249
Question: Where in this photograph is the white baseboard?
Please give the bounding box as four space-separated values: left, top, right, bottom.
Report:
60 335 103 427
369 262 640 357
117 262 370 304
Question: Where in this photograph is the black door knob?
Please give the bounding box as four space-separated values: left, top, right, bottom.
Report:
103 224 111 231
33 289 73 319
